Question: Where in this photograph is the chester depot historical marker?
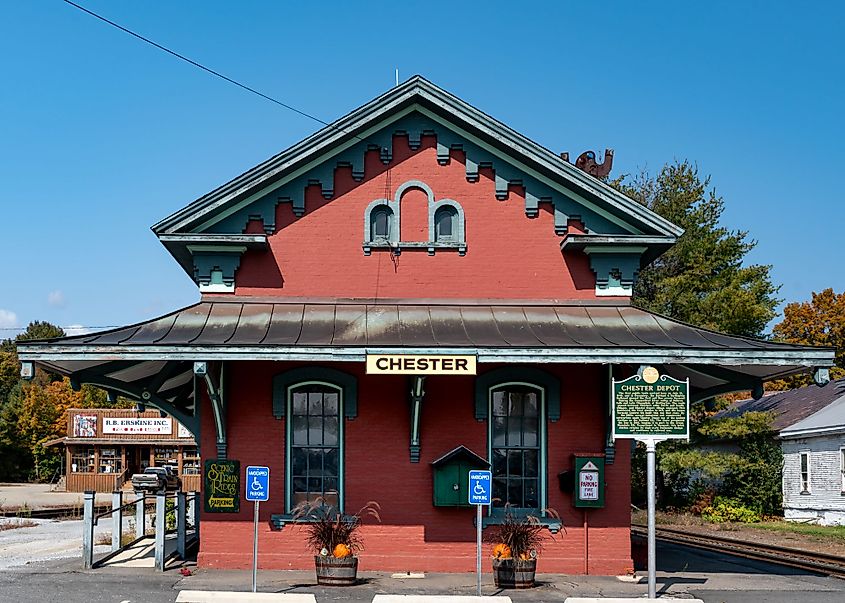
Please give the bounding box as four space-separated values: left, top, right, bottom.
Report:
612 367 689 440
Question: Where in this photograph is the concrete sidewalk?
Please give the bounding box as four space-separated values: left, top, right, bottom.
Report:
172 541 845 602
176 561 843 602
1 541 844 603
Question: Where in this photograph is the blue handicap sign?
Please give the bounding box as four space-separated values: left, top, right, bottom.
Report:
468 470 492 505
246 465 270 502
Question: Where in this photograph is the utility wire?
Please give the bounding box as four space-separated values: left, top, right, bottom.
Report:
0 326 122 332
60 0 371 144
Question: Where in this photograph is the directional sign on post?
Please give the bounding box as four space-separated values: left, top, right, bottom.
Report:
468 470 492 505
246 466 269 502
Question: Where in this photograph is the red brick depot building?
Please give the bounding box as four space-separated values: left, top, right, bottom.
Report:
19 78 832 574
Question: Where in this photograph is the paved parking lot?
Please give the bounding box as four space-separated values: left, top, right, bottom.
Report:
0 541 844 603
0 483 113 511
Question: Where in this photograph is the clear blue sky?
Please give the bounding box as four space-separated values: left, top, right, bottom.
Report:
1 1 843 337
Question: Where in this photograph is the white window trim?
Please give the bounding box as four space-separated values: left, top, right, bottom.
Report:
799 450 811 494
284 380 344 513
840 447 845 494
487 381 547 515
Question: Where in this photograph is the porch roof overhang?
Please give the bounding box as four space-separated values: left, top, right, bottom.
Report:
17 298 835 408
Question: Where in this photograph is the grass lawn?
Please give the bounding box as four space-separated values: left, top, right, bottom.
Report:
749 520 845 543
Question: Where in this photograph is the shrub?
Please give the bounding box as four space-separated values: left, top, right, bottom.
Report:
701 497 762 523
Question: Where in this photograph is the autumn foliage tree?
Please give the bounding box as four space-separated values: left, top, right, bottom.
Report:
772 288 845 388
0 320 129 481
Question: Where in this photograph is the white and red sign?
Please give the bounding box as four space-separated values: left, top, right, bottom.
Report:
578 462 600 501
102 417 172 435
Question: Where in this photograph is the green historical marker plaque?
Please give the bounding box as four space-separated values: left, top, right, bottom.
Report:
204 459 240 513
612 369 689 440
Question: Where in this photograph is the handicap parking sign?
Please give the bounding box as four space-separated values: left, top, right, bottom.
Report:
245 465 270 502
468 470 492 505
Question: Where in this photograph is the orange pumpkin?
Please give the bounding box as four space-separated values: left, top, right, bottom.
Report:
333 543 352 558
519 552 531 561
492 543 512 559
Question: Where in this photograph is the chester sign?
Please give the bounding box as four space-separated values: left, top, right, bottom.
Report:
366 354 477 375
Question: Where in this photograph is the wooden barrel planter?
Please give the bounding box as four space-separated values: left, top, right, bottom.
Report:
314 555 358 586
492 558 537 589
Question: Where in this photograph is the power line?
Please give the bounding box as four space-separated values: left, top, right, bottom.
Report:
60 0 371 144
0 325 121 332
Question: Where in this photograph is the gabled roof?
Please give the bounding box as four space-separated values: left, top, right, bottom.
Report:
430 445 490 468
152 76 682 239
780 386 845 438
717 378 845 432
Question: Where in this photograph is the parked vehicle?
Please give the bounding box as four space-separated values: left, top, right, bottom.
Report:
131 466 182 493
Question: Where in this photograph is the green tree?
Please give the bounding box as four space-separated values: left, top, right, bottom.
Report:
613 161 780 337
0 321 69 481
15 321 65 342
613 163 785 514
657 411 782 516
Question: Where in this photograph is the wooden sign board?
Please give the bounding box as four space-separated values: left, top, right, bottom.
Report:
366 354 476 375
204 459 240 513
612 370 689 440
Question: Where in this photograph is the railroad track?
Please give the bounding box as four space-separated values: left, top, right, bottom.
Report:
0 505 110 520
631 524 845 579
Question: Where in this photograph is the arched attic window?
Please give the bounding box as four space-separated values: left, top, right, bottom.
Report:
434 205 458 242
371 205 393 241
363 199 398 254
428 199 466 254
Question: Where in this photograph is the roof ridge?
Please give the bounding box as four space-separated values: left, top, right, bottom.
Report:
151 77 682 239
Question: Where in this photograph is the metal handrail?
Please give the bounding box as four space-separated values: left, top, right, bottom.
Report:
94 497 140 524
94 490 195 523
113 469 128 491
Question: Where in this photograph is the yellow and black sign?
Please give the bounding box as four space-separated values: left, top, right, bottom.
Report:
366 354 477 375
204 459 240 513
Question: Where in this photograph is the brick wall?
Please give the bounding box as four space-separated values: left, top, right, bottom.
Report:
197 361 633 574
234 136 599 300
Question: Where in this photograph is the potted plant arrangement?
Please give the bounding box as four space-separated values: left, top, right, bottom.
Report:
291 498 380 586
485 508 557 589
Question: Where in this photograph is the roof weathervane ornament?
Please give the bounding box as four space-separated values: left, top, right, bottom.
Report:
561 149 615 179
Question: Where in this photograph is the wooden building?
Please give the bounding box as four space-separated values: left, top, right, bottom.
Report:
48 408 200 493
19 77 834 574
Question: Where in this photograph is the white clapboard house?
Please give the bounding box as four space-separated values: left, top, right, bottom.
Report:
719 379 845 525
780 384 845 525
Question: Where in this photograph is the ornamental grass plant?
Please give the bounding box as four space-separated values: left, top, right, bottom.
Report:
485 505 559 561
291 497 380 557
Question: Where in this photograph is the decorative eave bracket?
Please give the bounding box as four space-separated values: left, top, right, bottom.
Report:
195 361 227 459
157 234 268 294
561 234 676 298
409 376 426 463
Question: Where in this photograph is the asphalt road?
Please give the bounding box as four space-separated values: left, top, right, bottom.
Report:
0 542 843 603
